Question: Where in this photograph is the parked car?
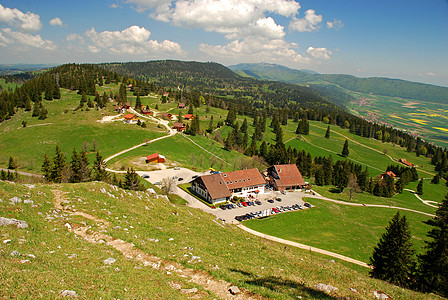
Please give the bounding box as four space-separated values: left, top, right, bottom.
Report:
178 177 183 181
304 202 311 208
192 175 198 179
141 174 150 178
281 190 286 195
154 181 161 185
255 200 262 205
242 202 248 207
174 167 180 170
275 198 282 202
268 199 274 203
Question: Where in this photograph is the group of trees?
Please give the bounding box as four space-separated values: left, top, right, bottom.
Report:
41 146 108 183
370 193 448 297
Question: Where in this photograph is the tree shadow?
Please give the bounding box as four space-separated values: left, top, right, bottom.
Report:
230 269 338 299
329 187 343 193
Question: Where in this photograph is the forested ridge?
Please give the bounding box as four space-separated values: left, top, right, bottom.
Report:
230 63 448 104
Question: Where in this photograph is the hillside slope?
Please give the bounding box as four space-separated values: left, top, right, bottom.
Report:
0 180 441 299
229 63 448 104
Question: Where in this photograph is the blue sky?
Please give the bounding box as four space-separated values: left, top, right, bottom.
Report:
0 0 447 86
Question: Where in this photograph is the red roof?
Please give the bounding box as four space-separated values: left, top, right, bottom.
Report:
221 168 265 190
184 114 194 119
272 164 305 188
123 114 135 119
400 159 414 167
146 153 160 160
381 171 396 178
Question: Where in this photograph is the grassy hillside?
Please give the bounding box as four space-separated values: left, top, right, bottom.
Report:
0 180 442 299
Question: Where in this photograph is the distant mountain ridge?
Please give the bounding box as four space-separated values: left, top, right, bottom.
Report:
229 63 448 104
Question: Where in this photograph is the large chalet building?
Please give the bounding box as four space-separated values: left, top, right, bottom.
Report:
191 164 306 204
191 168 265 204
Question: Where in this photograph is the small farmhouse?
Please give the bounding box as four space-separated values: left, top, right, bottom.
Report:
146 153 166 163
267 164 306 191
159 112 172 120
380 171 396 180
123 114 139 124
124 102 131 109
178 103 186 109
183 114 195 120
173 122 186 132
114 105 125 113
141 108 152 115
399 158 414 167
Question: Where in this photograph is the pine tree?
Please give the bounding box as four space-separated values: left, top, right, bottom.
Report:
225 106 236 126
93 151 109 182
124 168 142 191
8 156 17 170
325 125 330 139
24 95 32 111
417 178 424 195
135 94 142 110
51 146 66 183
417 193 448 297
369 212 415 287
342 139 349 157
41 154 53 181
69 148 81 183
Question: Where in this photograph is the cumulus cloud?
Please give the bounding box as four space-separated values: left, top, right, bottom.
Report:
327 19 343 30
290 9 322 32
85 25 184 55
306 46 332 60
66 33 84 43
49 17 63 27
0 4 42 32
0 28 56 50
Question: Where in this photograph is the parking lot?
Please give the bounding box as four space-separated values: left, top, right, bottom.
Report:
212 190 313 224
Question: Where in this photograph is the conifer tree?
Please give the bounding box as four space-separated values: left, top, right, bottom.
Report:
342 139 349 157
69 148 81 183
259 141 268 159
93 151 109 182
8 156 17 170
417 193 448 297
124 168 143 191
225 106 236 126
135 94 142 110
41 154 52 181
51 146 66 183
417 178 424 195
24 95 32 111
325 125 330 139
369 212 415 287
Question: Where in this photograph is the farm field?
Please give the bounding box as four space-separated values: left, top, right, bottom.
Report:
346 91 448 148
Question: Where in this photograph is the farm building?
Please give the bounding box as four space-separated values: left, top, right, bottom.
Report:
146 153 166 163
183 114 195 120
141 108 152 115
399 158 414 167
123 114 139 124
178 103 186 109
173 122 186 132
124 102 131 109
191 168 266 204
267 164 306 191
380 171 397 180
159 112 172 120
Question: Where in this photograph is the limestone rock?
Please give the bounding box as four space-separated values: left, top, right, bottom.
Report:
315 283 338 294
59 290 78 297
103 257 116 265
229 286 241 295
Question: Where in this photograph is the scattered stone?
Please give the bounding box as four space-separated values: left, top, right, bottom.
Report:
3 239 12 244
0 217 28 228
315 283 338 294
212 265 219 270
23 199 34 204
147 238 159 242
229 286 241 295
26 254 36 259
190 255 201 261
181 288 198 294
10 250 21 256
329 259 335 263
103 257 116 265
115 267 120 272
373 291 390 299
20 259 31 264
168 238 174 241
113 226 121 230
168 282 182 290
24 184 35 189
59 290 78 298
349 288 357 293
9 196 22 204
67 254 77 259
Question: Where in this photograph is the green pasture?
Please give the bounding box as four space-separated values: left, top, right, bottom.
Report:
0 87 164 172
244 197 433 263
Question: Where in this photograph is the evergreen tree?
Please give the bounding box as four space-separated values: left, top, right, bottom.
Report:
417 193 448 297
206 116 214 133
135 94 142 110
259 141 268 159
395 178 404 194
369 212 415 287
24 95 32 111
325 125 330 139
51 146 66 183
41 154 52 181
124 168 143 191
87 97 94 108
187 105 194 115
225 106 236 126
431 174 440 184
342 139 349 157
69 148 81 183
38 105 48 120
417 178 424 195
8 156 17 170
32 101 40 117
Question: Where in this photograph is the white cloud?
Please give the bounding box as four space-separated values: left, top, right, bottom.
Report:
199 36 310 65
0 4 42 32
327 19 343 30
290 9 322 32
306 46 332 60
0 28 56 50
66 33 84 43
85 25 185 55
49 17 63 27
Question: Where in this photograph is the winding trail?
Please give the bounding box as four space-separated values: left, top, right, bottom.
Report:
404 188 439 208
51 188 264 300
179 133 231 165
237 224 370 268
